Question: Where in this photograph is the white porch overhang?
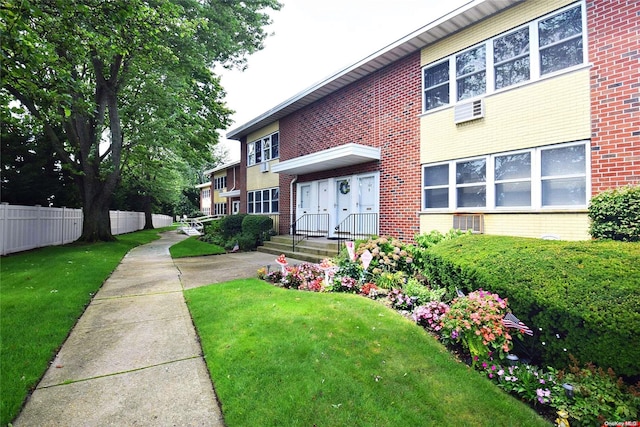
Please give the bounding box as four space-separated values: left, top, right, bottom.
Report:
271 143 381 175
219 189 240 198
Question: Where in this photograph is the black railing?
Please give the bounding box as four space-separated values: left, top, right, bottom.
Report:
335 213 379 254
291 213 329 252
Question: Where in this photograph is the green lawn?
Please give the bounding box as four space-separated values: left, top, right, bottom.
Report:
0 228 170 426
186 279 550 427
169 236 226 258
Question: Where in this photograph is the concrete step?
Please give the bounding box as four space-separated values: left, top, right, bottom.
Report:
258 235 340 264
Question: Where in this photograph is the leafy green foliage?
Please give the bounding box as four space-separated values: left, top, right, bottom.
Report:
1 0 281 241
440 290 516 364
550 356 640 426
422 235 640 377
402 278 446 305
356 236 415 276
219 214 248 239
241 215 273 245
589 185 640 241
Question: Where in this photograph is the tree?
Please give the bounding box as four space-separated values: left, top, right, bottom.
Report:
0 105 81 207
1 0 281 241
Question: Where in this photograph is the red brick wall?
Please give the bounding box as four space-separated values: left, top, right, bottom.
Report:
588 0 640 194
279 52 422 241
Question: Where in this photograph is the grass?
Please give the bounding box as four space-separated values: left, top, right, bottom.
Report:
185 279 550 427
0 228 172 426
169 236 226 258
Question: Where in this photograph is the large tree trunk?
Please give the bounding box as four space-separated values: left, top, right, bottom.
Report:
80 200 115 242
143 195 154 230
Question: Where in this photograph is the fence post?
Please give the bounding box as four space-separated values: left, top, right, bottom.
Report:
61 206 66 245
0 203 7 256
35 204 43 248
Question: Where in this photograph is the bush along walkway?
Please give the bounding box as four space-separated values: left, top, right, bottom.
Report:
13 232 225 426
260 234 640 427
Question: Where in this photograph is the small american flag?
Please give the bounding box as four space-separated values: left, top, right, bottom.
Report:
502 312 533 336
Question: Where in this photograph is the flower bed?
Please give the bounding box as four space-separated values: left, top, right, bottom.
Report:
260 241 640 426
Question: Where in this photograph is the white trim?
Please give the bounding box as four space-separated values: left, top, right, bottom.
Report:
271 143 380 175
219 189 240 198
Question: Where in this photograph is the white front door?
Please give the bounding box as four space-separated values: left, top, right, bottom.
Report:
357 175 378 234
318 180 329 232
336 178 352 233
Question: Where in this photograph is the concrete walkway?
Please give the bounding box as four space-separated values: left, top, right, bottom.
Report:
14 232 224 426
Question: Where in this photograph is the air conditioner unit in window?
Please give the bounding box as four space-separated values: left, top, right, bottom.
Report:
453 214 484 233
260 162 269 173
454 99 484 124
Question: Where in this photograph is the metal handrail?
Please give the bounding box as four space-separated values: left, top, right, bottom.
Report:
335 213 379 254
291 213 329 251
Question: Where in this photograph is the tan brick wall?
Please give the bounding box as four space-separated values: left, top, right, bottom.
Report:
420 212 590 240
245 122 281 191
246 160 279 191
421 69 592 163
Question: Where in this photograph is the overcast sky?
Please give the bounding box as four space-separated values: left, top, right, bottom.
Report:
217 0 470 161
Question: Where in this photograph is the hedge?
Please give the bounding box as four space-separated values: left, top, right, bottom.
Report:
589 185 640 241
422 235 640 378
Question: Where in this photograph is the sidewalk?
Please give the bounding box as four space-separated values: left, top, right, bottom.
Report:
14 232 225 426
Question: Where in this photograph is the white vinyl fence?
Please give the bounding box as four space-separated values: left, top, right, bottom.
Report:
0 203 173 256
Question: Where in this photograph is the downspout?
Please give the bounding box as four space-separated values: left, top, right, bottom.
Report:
290 175 298 235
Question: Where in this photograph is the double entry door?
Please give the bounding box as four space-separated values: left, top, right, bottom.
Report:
296 172 379 237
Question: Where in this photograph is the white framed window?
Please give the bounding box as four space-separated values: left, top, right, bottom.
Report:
247 187 279 214
422 141 588 211
494 27 530 90
540 144 586 206
422 2 586 112
423 163 449 209
214 203 227 216
456 45 486 101
494 151 532 207
214 176 226 190
456 158 487 208
247 132 279 166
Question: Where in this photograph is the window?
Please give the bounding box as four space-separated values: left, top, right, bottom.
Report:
456 159 486 207
495 152 531 207
456 45 486 101
423 164 449 208
214 176 226 190
247 132 279 166
214 203 227 216
247 187 279 214
422 142 587 210
541 144 586 206
494 27 530 90
423 61 450 111
538 6 583 75
422 3 585 112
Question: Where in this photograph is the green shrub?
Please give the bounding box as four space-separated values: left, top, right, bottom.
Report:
402 277 446 305
356 236 415 276
422 235 640 377
242 215 273 245
220 214 247 239
589 185 640 241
